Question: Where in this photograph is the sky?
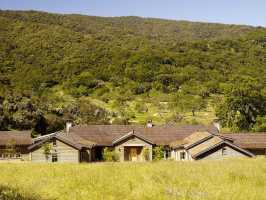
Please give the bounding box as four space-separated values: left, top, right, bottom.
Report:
0 0 266 27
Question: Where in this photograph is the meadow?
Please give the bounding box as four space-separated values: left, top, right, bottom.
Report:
0 158 266 200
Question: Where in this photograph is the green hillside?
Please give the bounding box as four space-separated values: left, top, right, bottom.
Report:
1 10 266 134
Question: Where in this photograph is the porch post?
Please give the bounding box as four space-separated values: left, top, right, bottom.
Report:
120 146 124 161
86 149 91 162
149 146 153 161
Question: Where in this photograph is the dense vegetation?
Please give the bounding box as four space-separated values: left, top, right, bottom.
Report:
0 159 266 199
1 10 266 134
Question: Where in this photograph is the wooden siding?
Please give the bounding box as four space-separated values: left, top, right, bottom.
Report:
171 144 249 161
114 136 152 161
196 144 247 160
171 149 191 161
30 139 80 163
21 153 30 161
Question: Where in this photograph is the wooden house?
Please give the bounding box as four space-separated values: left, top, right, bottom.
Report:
0 124 265 163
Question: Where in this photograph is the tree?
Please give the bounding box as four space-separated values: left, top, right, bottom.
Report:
33 114 48 136
216 76 266 131
173 93 206 116
0 96 8 130
2 10 266 132
252 115 266 132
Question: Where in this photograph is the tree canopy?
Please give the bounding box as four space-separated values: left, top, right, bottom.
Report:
1 10 266 133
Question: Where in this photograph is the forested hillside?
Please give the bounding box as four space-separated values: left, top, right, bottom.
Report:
1 10 266 135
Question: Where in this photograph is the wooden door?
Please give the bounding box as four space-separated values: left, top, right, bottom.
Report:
130 148 138 161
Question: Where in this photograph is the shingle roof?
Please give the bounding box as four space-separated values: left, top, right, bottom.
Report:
0 131 32 146
69 124 218 146
221 133 266 149
183 131 213 149
56 133 95 149
189 136 254 159
112 130 154 145
28 132 95 150
188 136 223 158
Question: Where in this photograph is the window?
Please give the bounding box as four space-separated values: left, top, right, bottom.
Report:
164 149 171 159
52 153 58 162
53 139 57 147
180 152 186 160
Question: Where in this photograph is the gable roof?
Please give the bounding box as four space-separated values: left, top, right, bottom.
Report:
28 132 95 150
56 133 95 149
170 131 215 149
0 131 32 146
69 124 218 146
189 136 254 159
183 131 213 149
188 136 224 158
112 130 154 145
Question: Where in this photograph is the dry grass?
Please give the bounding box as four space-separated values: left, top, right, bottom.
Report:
0 158 266 200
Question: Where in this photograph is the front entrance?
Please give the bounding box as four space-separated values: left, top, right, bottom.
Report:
124 146 143 161
130 147 138 161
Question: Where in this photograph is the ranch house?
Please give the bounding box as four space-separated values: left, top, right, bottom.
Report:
0 123 265 163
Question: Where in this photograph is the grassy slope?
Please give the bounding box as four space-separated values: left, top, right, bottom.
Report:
88 92 217 125
87 83 217 125
0 158 266 200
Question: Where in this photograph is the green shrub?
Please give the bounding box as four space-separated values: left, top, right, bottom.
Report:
112 151 120 162
142 147 150 161
153 146 164 161
94 86 110 97
42 142 51 161
103 148 119 162
132 83 152 95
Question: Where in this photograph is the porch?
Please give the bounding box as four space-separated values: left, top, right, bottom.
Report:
124 146 143 161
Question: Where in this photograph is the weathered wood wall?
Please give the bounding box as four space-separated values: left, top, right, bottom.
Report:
30 140 80 163
197 145 247 160
114 136 153 161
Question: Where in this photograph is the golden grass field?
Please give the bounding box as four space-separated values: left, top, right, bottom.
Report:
0 158 266 200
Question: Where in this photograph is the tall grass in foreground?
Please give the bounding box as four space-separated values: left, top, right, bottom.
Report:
0 158 265 200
